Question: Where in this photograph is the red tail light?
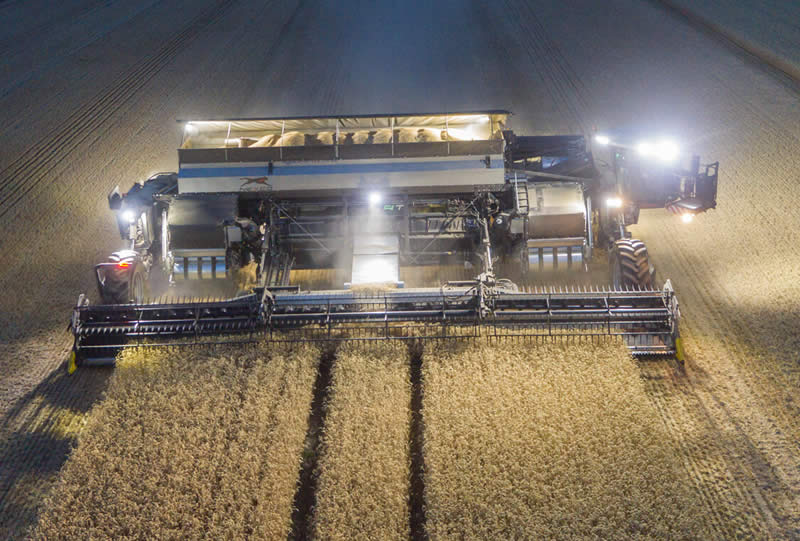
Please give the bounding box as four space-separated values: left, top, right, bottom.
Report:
117 261 130 268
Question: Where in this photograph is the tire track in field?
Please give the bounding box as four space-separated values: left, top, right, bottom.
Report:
637 208 800 536
651 0 800 86
0 0 238 224
320 19 352 116
0 0 164 101
638 362 730 537
662 76 800 465
633 63 800 521
239 0 348 117
0 0 302 381
641 359 782 539
289 345 334 540
0 0 110 52
0 3 307 532
0 366 113 539
301 0 347 116
499 0 593 134
0 0 246 468
302 0 348 117
513 0 594 127
640 217 800 536
494 2 799 534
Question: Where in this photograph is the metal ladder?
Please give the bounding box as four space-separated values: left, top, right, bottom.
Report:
276 255 294 286
513 173 529 215
264 253 294 286
513 173 531 274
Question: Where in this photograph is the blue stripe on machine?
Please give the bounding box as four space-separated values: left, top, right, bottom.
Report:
179 158 498 179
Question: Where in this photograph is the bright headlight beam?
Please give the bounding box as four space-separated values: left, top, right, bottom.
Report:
656 140 679 162
606 197 623 208
368 191 382 206
637 139 679 161
595 134 610 145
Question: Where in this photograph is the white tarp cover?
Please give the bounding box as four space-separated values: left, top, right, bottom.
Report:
181 112 509 148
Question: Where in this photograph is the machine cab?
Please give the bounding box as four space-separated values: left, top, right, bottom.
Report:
594 131 718 215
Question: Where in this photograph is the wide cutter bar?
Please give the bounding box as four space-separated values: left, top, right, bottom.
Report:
70 281 680 364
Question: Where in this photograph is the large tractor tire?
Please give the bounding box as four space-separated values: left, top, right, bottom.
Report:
99 264 147 304
610 238 655 289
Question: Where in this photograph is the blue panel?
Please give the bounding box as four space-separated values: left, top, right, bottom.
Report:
179 158 500 179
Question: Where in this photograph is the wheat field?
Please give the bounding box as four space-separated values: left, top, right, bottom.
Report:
31 343 318 540
312 342 411 541
30 339 718 539
422 339 710 540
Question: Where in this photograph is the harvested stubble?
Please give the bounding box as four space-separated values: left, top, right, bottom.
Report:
32 342 319 540
313 342 411 540
423 339 709 540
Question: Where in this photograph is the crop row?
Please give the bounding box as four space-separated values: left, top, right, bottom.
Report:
33 343 318 540
33 339 710 539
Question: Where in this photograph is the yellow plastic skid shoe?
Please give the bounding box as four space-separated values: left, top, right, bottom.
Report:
67 351 78 375
674 337 686 363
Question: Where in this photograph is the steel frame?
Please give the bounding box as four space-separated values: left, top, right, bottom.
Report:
70 281 680 364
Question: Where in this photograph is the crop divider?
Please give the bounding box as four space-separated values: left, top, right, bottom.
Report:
326 298 332 341
384 296 389 340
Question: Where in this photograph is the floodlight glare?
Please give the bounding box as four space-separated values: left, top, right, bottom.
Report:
681 213 694 224
595 134 610 145
606 197 623 208
368 191 382 206
359 258 394 284
636 141 653 156
184 123 198 135
121 210 136 223
655 140 679 162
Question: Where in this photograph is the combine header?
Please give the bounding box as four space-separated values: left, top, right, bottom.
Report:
69 111 717 369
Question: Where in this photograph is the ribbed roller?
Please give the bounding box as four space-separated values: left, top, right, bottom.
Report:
526 238 585 272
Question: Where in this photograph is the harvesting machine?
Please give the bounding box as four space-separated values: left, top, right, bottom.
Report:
69 111 717 370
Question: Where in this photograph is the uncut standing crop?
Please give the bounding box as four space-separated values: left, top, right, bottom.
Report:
422 339 709 540
32 342 318 540
313 342 411 541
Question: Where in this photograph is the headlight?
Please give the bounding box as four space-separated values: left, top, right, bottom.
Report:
606 197 623 208
655 140 679 162
636 142 653 156
636 139 679 162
